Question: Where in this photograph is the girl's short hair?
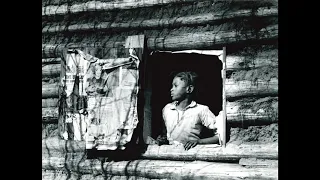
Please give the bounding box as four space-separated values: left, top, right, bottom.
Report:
174 71 198 87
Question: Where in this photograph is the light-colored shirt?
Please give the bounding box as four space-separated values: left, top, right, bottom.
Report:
162 101 220 144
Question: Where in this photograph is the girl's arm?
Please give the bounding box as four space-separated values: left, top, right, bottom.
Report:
198 135 220 144
184 135 220 150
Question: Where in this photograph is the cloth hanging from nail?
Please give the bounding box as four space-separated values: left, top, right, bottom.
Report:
85 56 139 150
60 48 140 148
61 49 98 140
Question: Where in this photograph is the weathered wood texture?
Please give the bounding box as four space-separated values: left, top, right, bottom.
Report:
42 58 61 64
42 64 61 77
43 118 58 125
227 105 278 127
142 143 277 161
229 123 278 143
42 107 59 119
229 65 277 82
42 44 66 58
43 7 277 33
42 24 277 58
43 137 86 154
42 76 60 83
226 78 278 100
42 83 60 98
227 49 278 71
42 98 59 108
227 97 278 126
42 170 166 180
42 0 207 16
42 124 59 139
42 150 84 160
239 158 278 168
149 24 277 53
42 157 278 179
42 137 277 161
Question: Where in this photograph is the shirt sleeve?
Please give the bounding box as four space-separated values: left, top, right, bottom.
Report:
200 107 223 145
200 106 217 131
162 104 173 144
162 106 167 125
161 106 168 135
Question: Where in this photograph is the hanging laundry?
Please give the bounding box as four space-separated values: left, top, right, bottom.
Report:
85 56 140 150
63 49 98 97
60 49 98 141
60 47 141 148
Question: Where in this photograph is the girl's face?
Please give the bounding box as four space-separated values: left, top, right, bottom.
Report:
170 77 188 101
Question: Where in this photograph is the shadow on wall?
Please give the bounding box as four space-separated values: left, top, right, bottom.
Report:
86 114 149 161
86 142 148 161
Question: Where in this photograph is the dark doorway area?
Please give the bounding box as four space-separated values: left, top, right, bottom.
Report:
148 52 223 138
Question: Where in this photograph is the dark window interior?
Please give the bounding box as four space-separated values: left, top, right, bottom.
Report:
148 52 223 139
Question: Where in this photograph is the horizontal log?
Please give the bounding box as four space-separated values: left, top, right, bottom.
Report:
42 124 58 139
42 44 67 58
148 24 278 50
42 64 61 77
226 97 278 126
42 108 59 123
43 117 58 124
226 49 278 71
42 107 59 119
42 157 278 179
40 56 277 77
42 170 164 180
42 58 61 64
42 7 277 33
42 42 128 58
42 78 59 88
42 0 277 17
239 158 278 168
43 137 86 154
141 143 278 161
42 0 200 16
42 170 79 180
226 78 278 100
42 24 278 58
42 137 277 161
42 151 84 160
42 98 59 108
42 83 60 98
42 143 278 162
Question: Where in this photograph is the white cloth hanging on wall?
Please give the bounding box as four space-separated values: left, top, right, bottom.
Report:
63 50 98 97
85 57 140 150
61 48 141 148
62 49 98 141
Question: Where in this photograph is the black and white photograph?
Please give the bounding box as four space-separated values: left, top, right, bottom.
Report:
42 0 278 179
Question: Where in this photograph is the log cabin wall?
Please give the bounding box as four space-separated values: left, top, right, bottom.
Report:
42 0 278 179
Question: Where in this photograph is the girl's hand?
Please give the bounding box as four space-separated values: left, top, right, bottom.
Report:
184 140 199 150
156 135 169 146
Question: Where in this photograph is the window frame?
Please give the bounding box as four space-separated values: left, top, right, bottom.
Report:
143 48 228 147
